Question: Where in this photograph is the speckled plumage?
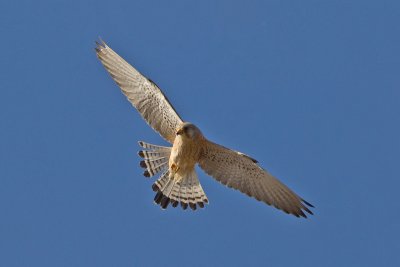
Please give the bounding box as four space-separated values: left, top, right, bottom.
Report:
96 40 314 217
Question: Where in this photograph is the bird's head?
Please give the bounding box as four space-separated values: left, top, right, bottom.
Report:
176 122 203 140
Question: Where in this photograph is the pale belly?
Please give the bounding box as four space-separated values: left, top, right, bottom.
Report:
169 136 200 176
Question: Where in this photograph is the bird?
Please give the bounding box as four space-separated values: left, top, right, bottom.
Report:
95 40 314 218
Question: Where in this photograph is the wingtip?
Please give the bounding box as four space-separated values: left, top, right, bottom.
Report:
94 37 107 53
302 199 314 208
95 37 106 46
298 210 307 218
303 206 314 215
296 199 314 218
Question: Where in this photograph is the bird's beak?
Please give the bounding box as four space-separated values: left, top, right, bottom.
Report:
176 128 184 135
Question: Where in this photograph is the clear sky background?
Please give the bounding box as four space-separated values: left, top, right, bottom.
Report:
1 0 399 266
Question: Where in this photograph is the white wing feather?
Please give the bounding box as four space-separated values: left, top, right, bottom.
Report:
96 40 183 143
199 141 313 217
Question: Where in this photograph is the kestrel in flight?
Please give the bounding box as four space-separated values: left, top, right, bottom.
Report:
95 40 314 218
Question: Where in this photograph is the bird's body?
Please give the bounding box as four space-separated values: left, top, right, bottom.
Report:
169 123 203 181
95 40 314 217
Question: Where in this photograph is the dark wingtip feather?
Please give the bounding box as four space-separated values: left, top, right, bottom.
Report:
198 202 204 208
94 38 106 52
303 206 314 215
203 199 209 204
138 151 145 158
298 210 307 218
302 199 314 208
138 141 144 147
283 208 290 214
143 170 150 177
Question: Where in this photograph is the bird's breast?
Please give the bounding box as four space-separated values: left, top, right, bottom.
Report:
169 136 201 173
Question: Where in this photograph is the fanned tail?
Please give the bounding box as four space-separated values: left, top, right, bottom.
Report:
138 141 208 211
138 141 170 177
153 169 208 211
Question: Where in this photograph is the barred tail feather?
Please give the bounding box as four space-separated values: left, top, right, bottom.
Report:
138 150 170 160
153 176 176 209
138 141 171 177
137 141 208 211
141 161 169 177
138 141 171 151
152 169 208 211
187 173 196 210
170 181 181 208
178 179 189 210
152 170 170 192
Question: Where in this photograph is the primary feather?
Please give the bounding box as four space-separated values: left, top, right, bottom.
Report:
96 41 183 143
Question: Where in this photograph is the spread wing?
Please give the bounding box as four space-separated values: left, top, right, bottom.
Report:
199 141 314 218
95 40 183 144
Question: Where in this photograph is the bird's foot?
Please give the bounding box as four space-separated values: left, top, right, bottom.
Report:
171 163 180 174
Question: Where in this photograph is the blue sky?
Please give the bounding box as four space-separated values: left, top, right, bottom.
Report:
1 0 399 266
